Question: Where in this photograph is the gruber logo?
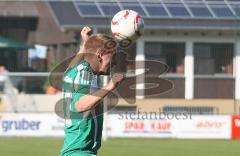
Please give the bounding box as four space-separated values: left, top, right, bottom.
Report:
0 118 41 133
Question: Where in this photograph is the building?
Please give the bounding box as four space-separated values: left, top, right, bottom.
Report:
47 0 240 114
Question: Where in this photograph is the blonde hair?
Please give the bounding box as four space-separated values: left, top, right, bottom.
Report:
68 34 116 68
84 34 116 54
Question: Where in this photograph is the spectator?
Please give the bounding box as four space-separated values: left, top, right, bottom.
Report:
0 66 8 92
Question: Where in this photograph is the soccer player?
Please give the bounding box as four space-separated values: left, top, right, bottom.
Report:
60 26 123 156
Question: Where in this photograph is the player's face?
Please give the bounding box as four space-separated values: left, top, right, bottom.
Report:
98 49 116 75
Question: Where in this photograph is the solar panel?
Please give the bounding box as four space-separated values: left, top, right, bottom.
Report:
231 5 240 17
71 0 240 19
99 3 121 16
76 3 102 16
144 5 168 17
204 0 240 4
188 6 213 17
48 1 82 25
184 0 203 1
166 4 191 17
120 2 147 17
228 0 240 1
209 5 235 17
162 0 182 2
205 0 225 1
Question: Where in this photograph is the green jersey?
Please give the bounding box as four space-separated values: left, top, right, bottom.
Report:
60 60 104 156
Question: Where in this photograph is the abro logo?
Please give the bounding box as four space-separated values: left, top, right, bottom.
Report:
234 119 240 127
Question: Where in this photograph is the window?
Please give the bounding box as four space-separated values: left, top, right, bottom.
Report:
145 42 185 74
194 43 233 75
144 42 185 98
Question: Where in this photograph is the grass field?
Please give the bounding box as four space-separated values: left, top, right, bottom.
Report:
0 138 239 156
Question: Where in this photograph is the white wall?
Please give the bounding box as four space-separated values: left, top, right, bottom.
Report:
0 94 61 112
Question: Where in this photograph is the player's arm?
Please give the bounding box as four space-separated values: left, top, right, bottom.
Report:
68 26 93 68
75 73 123 112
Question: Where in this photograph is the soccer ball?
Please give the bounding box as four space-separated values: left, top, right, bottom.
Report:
111 10 144 46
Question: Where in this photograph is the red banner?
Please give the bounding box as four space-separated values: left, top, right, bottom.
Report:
231 115 240 139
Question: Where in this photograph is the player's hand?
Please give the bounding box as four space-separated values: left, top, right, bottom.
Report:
106 73 124 91
81 26 93 43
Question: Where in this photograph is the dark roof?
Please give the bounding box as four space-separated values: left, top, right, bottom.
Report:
48 0 240 31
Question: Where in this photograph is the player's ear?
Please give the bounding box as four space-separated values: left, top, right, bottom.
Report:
96 48 105 57
96 48 101 57
96 48 103 63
